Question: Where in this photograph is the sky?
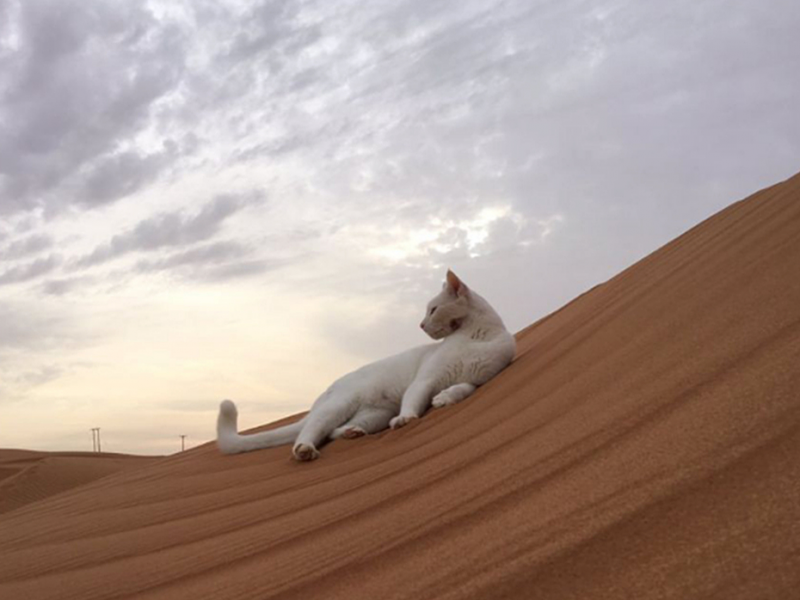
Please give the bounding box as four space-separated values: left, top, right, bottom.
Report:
1 0 798 455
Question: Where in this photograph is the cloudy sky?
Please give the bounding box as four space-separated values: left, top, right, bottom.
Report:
1 0 798 454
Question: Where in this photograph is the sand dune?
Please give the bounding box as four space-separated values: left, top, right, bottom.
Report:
0 450 159 516
1 173 799 599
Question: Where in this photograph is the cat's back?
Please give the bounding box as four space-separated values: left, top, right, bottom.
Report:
330 343 437 393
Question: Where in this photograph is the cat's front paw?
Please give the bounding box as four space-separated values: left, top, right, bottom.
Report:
432 390 457 408
292 443 320 462
390 415 417 429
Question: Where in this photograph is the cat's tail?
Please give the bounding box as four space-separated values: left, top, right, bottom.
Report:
217 400 305 454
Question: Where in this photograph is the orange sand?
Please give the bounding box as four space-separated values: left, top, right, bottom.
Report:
1 173 799 599
0 450 158 516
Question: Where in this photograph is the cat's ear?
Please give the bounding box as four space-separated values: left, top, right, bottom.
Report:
446 269 469 298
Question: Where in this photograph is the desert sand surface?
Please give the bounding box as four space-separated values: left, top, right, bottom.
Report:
1 172 799 599
0 449 159 516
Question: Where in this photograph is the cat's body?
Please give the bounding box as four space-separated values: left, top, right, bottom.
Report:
217 270 516 461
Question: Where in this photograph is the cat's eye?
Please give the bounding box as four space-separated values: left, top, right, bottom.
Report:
430 306 438 315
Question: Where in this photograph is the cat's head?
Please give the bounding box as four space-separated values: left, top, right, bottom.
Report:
420 270 472 340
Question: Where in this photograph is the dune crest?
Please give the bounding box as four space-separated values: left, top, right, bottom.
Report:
1 173 799 599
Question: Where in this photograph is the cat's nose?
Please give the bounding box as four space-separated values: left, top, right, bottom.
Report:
420 322 425 329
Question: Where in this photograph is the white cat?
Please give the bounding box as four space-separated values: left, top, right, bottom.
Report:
216 270 516 461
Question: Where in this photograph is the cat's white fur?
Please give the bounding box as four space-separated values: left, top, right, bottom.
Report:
217 270 516 461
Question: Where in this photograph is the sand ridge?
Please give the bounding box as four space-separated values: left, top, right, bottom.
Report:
0 450 160 516
1 173 799 598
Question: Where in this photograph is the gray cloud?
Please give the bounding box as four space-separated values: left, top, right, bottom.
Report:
0 254 60 286
132 240 281 283
139 239 294 283
134 241 250 273
200 259 281 282
0 300 75 356
40 275 97 296
3 0 797 238
77 143 180 207
75 192 263 268
0 233 53 259
221 0 322 65
0 0 187 215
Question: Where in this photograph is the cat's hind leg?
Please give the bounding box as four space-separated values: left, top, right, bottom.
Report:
331 406 395 440
432 383 477 408
293 400 356 461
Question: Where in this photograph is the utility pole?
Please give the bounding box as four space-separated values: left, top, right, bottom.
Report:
91 427 102 453
180 435 187 452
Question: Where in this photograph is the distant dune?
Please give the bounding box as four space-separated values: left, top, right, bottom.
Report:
1 173 799 599
0 450 159 516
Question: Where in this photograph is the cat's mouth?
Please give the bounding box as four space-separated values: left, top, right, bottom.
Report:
425 328 448 340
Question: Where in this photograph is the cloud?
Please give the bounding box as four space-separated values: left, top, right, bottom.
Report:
14 364 63 387
0 233 53 259
39 275 97 296
339 206 562 268
132 240 280 282
220 0 322 65
75 192 263 268
0 299 76 356
200 259 281 282
0 254 60 286
134 240 249 273
0 0 187 215
76 143 180 207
